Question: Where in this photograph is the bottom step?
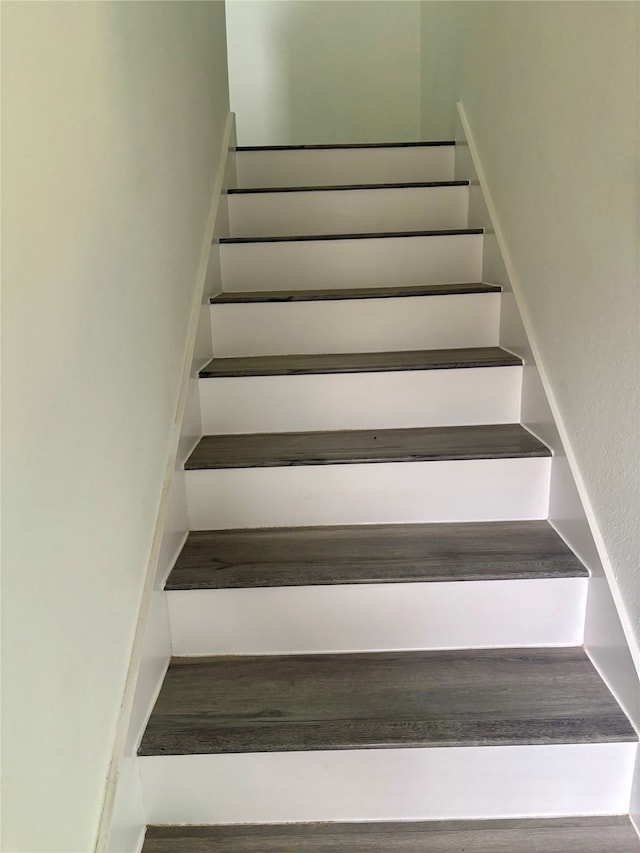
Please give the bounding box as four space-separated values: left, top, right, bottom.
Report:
138 648 636 824
143 816 639 852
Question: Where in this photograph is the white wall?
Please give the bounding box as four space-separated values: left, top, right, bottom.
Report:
226 0 422 146
1 2 230 851
421 1 640 652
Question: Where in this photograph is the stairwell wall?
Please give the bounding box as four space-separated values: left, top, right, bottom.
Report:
1 2 230 850
225 0 422 146
420 1 640 660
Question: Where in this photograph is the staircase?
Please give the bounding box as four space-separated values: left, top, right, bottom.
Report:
138 142 638 850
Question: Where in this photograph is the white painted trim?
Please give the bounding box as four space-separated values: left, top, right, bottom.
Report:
210 293 500 357
97 112 236 853
228 183 469 237
630 745 640 836
235 145 455 188
219 232 483 292
167 577 588 656
138 742 636 824
454 102 640 727
198 366 522 433
185 457 551 530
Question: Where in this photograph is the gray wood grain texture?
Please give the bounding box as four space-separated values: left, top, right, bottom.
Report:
142 817 640 853
229 180 469 194
138 648 636 756
199 346 521 378
221 228 482 244
211 282 500 303
236 141 455 150
185 424 550 470
166 520 588 590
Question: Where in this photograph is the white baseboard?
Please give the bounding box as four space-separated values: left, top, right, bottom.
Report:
631 749 640 836
105 590 171 853
454 103 639 742
97 112 237 853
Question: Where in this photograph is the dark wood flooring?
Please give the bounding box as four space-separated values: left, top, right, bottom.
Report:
138 648 636 756
200 346 521 378
236 141 455 150
221 228 482 244
211 282 500 303
185 424 550 470
166 520 587 590
142 817 640 852
228 179 469 194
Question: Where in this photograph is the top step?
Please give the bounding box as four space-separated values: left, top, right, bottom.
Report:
235 142 456 188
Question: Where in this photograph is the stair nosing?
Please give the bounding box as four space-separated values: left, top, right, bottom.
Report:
228 180 470 195
140 722 636 756
221 228 483 245
210 282 500 304
199 347 522 379
166 567 589 590
236 141 456 151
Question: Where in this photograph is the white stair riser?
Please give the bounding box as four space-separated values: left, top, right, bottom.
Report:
211 294 500 356
236 146 455 188
139 743 635 824
228 185 469 237
185 458 551 529
220 234 483 292
199 367 522 433
168 578 588 656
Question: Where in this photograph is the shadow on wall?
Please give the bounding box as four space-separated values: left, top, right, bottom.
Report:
226 0 422 146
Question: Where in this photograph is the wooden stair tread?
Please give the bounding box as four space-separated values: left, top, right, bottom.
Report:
142 817 639 852
166 520 587 590
211 282 500 303
199 347 521 378
138 648 636 756
229 179 469 195
221 228 482 244
236 141 455 150
185 424 550 470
